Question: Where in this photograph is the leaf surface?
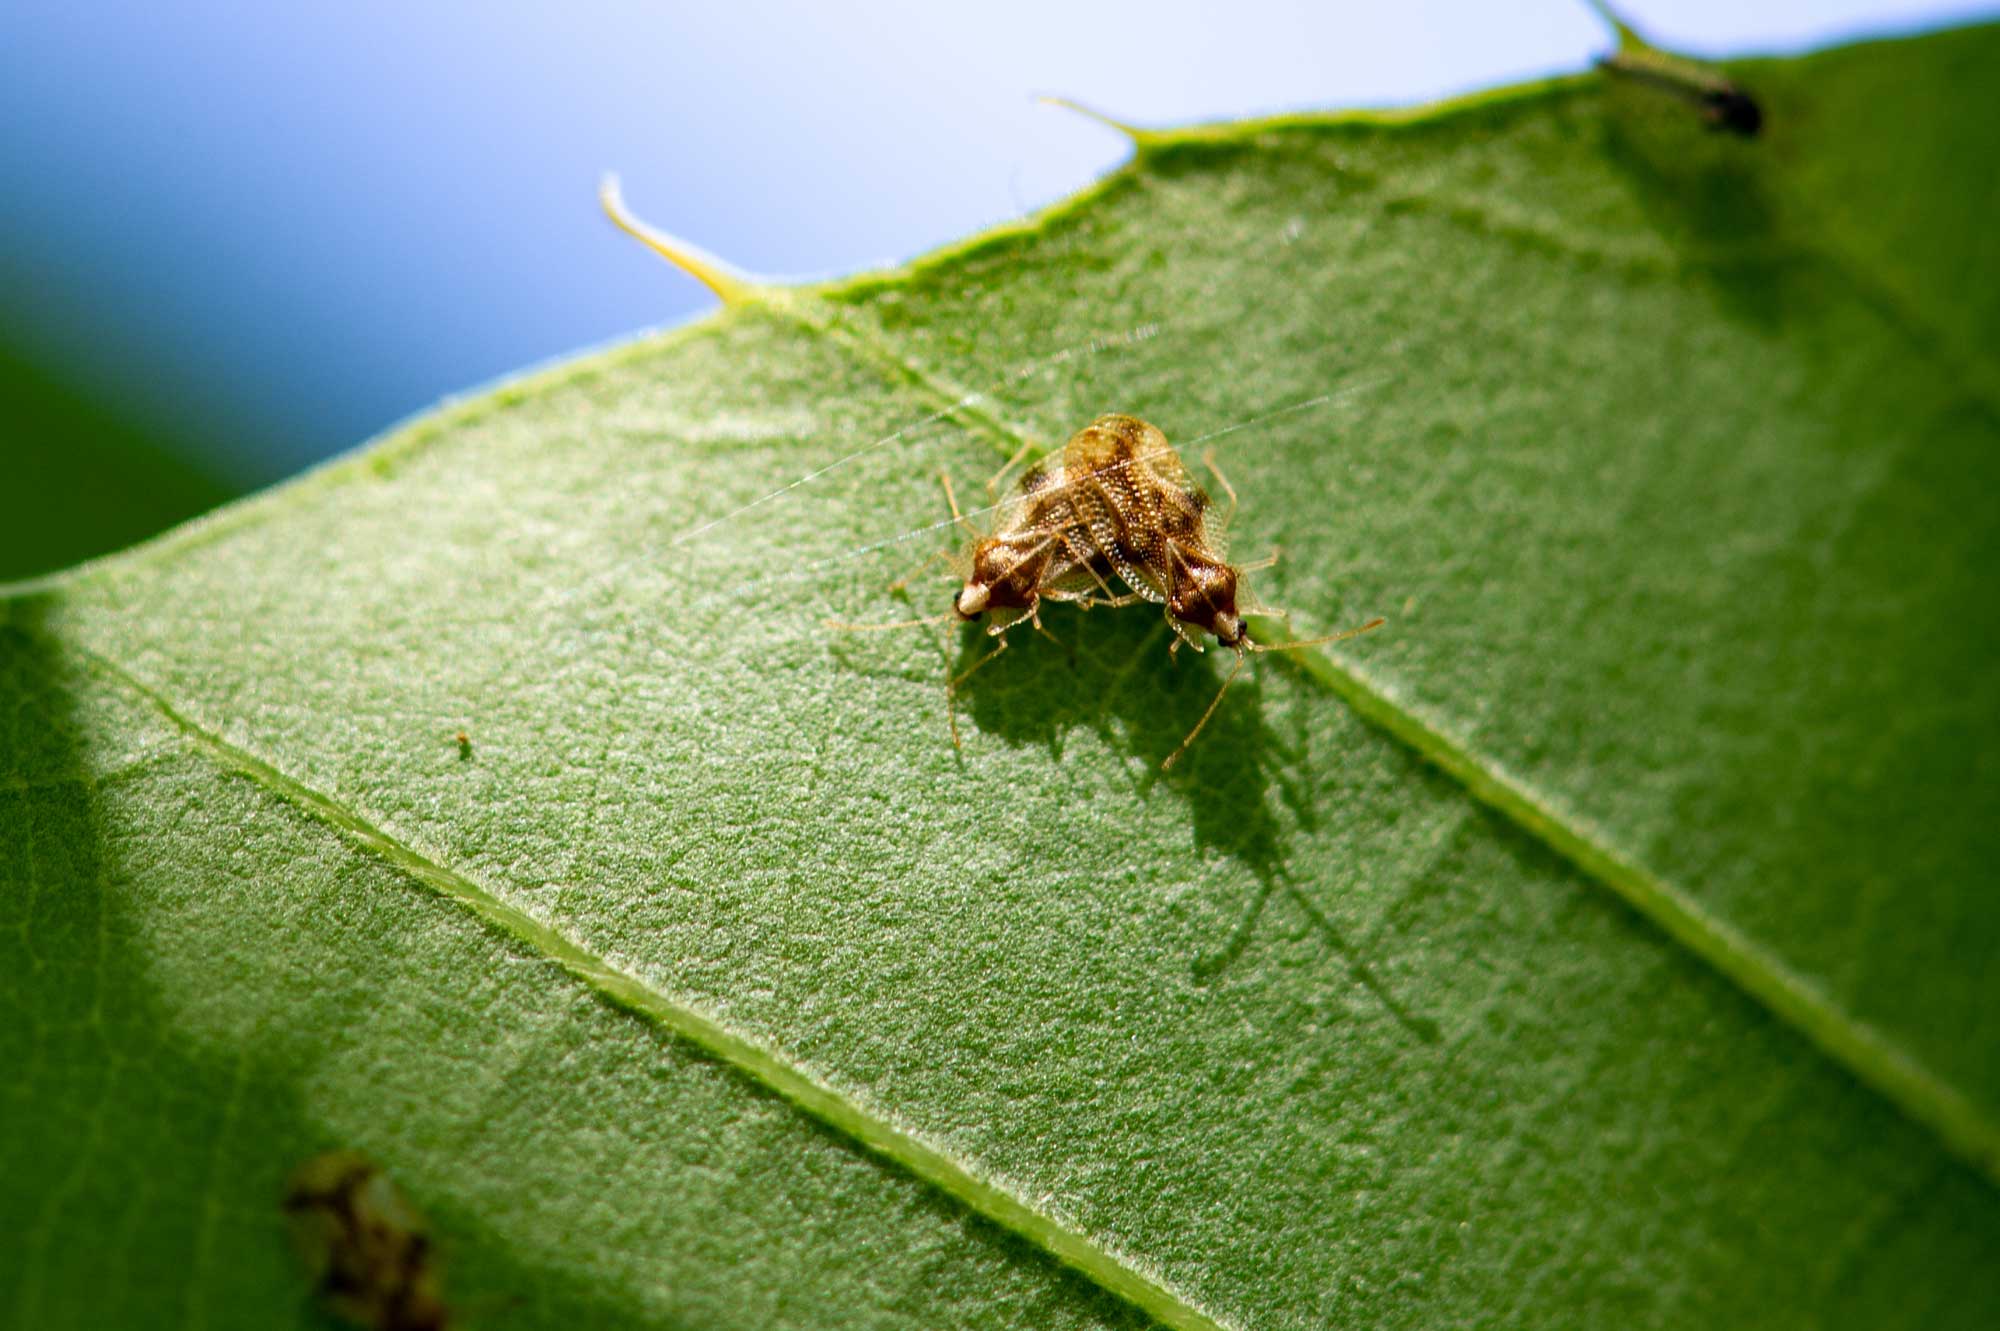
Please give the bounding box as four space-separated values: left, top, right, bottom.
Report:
5 24 1998 1331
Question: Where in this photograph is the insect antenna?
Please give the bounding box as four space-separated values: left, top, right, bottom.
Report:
1160 617 1385 772
825 606 966 749
1245 616 1386 655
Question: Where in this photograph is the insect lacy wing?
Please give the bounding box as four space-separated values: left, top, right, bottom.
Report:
1195 482 1232 564
1053 435 1159 602
985 464 1099 592
1132 431 1197 501
1132 437 1239 567
983 461 1067 543
1079 465 1167 603
1211 513 1234 563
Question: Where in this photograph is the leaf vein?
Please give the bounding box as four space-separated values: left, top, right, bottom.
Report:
821 308 2000 1189
61 635 1234 1331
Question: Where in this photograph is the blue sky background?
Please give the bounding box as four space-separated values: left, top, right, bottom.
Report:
3 0 1992 485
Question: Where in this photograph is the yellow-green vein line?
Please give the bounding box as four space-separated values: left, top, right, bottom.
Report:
820 316 2000 1191
69 639 1232 1331
1276 641 2000 1187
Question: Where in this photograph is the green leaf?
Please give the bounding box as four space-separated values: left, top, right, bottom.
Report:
6 22 1998 1330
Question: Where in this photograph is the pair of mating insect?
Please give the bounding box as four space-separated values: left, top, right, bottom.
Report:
843 411 1383 769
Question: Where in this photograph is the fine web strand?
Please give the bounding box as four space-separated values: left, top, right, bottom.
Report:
1177 375 1390 451
668 321 1165 548
532 358 1394 629
692 375 1395 620
929 378 1393 546
530 321 1167 616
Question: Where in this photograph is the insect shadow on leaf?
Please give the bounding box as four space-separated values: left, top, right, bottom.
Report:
818 397 1431 1036
950 604 1437 1045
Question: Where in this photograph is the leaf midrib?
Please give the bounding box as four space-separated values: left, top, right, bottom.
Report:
55 633 1233 1331
795 297 2000 1190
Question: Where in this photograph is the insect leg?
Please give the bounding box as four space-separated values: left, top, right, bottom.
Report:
1054 529 1131 606
886 548 958 596
939 470 981 543
1166 615 1207 653
1163 650 1248 771
943 633 1015 749
951 631 1014 683
1202 448 1240 527
1044 587 1147 610
985 435 1041 502
1027 604 1065 650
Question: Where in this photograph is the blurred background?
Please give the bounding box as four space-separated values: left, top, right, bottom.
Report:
3 0 1989 579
